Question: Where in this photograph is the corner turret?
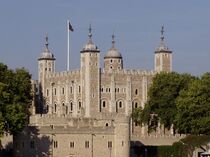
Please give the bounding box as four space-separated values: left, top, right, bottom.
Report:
154 26 172 72
104 34 123 72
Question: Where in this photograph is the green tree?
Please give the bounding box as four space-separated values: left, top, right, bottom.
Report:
175 73 210 135
131 106 143 125
179 135 210 157
140 72 195 131
0 63 32 136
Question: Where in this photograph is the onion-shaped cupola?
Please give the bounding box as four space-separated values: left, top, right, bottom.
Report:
38 34 55 61
104 34 123 71
155 26 172 53
154 26 172 72
81 25 99 53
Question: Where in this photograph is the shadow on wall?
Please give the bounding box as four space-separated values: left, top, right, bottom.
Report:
130 141 158 157
14 126 52 157
0 142 13 157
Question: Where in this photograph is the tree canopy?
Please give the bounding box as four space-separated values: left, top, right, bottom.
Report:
132 71 210 135
175 73 210 134
0 63 32 136
140 72 195 131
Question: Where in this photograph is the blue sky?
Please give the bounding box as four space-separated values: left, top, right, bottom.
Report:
0 0 210 79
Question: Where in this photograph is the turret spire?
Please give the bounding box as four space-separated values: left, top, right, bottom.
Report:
45 33 49 50
156 25 169 51
161 26 164 42
112 33 115 48
88 24 92 40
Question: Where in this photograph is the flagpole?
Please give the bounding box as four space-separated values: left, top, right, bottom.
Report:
67 20 70 71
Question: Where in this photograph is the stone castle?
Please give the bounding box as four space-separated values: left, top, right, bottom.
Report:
13 26 183 157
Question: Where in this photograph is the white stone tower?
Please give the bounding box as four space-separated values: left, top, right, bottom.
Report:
154 26 172 72
104 34 123 72
38 35 55 109
80 25 100 117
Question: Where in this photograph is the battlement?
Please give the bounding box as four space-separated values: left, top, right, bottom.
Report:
36 124 115 135
46 69 80 79
29 113 128 128
102 69 156 76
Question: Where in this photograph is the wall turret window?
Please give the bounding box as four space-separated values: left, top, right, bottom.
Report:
62 87 65 94
70 86 73 94
54 104 57 113
78 86 81 93
70 102 73 111
103 101 106 107
78 101 82 110
135 89 138 95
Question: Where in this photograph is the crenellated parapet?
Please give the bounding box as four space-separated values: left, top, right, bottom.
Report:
46 70 80 79
102 68 156 76
30 113 129 127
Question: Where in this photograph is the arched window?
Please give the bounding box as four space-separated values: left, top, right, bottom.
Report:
119 101 122 108
66 106 68 114
62 87 65 94
46 105 49 113
54 104 57 113
78 86 81 93
78 101 82 109
135 89 138 95
135 102 138 108
103 101 106 108
70 102 73 111
70 86 73 94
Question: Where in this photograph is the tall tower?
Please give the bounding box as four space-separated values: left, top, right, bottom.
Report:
80 25 100 117
38 35 55 109
104 34 123 72
154 26 172 72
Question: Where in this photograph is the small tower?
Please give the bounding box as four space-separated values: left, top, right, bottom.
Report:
38 34 55 108
104 34 123 72
80 25 100 117
154 26 172 72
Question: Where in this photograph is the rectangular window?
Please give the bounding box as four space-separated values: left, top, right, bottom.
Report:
78 86 81 93
70 86 73 94
62 87 65 94
53 141 58 148
54 88 56 95
108 141 112 148
85 141 89 148
70 142 74 148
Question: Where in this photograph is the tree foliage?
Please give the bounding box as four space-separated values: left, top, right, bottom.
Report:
140 72 195 130
0 63 32 136
175 73 210 135
132 71 210 135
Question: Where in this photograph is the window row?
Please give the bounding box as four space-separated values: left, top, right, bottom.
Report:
100 88 126 93
46 101 82 114
29 140 113 149
101 100 124 109
46 86 81 96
